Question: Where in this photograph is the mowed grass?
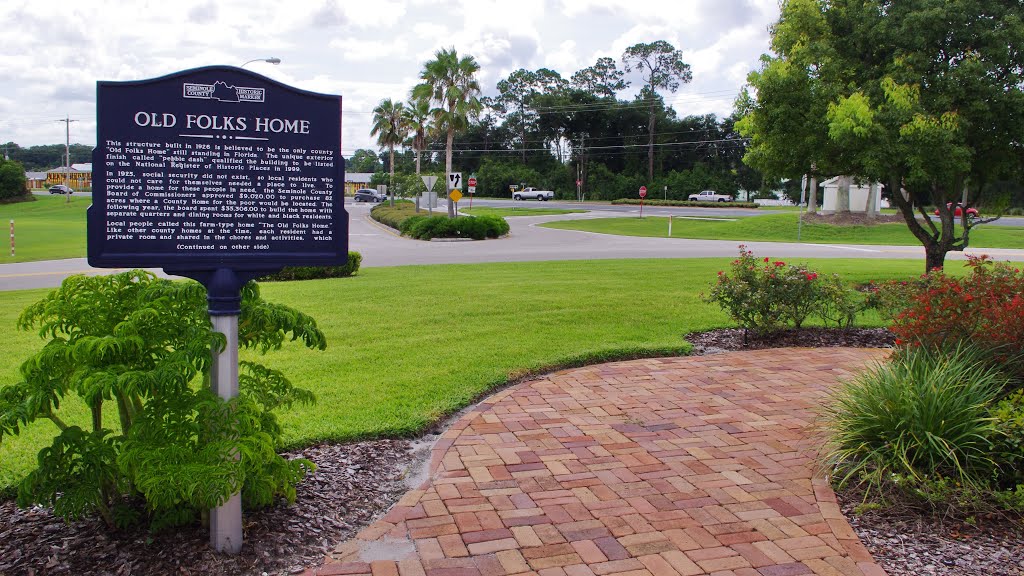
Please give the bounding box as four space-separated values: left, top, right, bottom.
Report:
0 196 89 262
0 257 940 490
542 212 1024 248
459 206 586 217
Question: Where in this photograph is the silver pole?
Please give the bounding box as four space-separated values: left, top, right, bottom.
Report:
210 314 242 554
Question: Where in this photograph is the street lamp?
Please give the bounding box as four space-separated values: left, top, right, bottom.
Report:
240 57 281 68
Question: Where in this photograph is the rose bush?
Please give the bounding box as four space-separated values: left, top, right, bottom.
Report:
704 246 862 335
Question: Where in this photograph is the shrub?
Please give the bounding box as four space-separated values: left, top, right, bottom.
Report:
370 200 418 229
870 255 1024 384
257 252 361 281
822 344 1007 492
704 245 862 335
404 215 509 240
991 389 1024 489
0 271 324 530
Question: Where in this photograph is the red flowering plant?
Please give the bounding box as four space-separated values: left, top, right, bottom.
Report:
876 256 1024 384
705 246 861 336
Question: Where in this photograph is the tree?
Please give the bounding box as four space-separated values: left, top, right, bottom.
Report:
370 98 407 206
347 148 383 173
622 41 692 181
492 68 568 163
741 0 1024 271
0 158 28 200
403 97 432 175
413 47 483 218
571 57 629 98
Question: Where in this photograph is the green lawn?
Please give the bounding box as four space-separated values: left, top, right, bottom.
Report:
459 206 587 217
542 212 1024 248
0 257 940 490
0 195 89 262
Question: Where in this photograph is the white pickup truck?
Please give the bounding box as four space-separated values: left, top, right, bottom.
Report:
513 187 555 201
687 190 733 202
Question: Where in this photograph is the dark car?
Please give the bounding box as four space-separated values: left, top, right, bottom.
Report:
48 185 74 194
353 188 382 202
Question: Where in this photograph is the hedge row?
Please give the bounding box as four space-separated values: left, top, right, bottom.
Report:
611 198 759 209
371 202 510 240
257 251 362 281
401 215 509 240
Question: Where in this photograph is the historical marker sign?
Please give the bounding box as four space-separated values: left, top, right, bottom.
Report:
88 66 347 271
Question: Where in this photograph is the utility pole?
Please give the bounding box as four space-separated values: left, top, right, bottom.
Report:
57 116 78 203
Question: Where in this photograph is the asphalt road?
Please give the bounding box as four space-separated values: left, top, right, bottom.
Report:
3 201 1023 292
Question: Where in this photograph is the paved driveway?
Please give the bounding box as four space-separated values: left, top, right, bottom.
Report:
304 348 890 576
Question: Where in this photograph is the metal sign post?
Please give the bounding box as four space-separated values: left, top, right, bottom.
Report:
88 66 347 554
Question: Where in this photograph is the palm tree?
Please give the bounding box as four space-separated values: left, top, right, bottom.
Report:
403 96 432 175
370 98 406 206
412 47 482 218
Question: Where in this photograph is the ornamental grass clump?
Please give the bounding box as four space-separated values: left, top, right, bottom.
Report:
822 344 1006 493
0 271 325 531
704 245 861 335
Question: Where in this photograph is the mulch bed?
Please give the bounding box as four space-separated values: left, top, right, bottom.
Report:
2 327 1021 575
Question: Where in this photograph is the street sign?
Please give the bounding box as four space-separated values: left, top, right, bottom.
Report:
422 175 438 191
449 189 463 202
639 186 648 198
447 172 463 190
468 177 477 187
468 186 476 194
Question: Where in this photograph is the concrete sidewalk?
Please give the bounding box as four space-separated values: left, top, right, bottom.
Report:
304 348 890 576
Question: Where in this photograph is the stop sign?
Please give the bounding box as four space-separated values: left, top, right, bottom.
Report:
468 177 477 187
639 186 647 198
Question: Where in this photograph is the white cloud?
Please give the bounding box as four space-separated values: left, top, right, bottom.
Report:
1 0 780 152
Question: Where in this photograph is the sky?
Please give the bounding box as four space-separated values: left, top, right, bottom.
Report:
1 0 781 158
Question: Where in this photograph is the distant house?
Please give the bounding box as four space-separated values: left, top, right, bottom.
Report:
25 171 47 189
345 172 373 195
46 163 92 189
820 176 883 214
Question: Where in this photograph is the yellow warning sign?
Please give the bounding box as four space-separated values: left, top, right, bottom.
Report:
449 189 463 202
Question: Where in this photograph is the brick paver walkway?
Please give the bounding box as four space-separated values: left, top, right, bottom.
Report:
304 348 890 576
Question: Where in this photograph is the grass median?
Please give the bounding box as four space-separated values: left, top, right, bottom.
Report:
0 257 936 490
541 212 1024 248
0 196 88 262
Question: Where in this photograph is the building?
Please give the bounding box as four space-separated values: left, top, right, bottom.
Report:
820 176 883 214
46 163 92 189
25 171 47 189
345 172 373 195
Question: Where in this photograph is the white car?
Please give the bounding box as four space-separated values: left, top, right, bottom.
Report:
687 190 733 202
513 187 554 201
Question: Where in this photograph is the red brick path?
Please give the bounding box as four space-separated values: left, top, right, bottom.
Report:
304 348 889 576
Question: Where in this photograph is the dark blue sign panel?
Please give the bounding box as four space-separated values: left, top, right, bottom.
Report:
88 66 347 270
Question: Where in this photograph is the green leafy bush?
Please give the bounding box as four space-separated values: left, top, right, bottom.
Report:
370 200 418 229
257 252 362 281
992 389 1024 488
0 271 324 530
403 215 509 240
704 245 862 334
822 344 1007 492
